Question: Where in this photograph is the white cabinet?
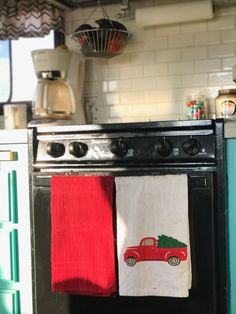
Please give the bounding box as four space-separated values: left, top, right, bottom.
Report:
0 130 33 314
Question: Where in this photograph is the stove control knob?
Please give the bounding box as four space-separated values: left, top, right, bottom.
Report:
110 139 128 157
69 142 88 158
182 138 201 156
46 142 65 158
154 138 173 157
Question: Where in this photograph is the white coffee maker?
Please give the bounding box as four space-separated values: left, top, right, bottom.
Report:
31 46 85 123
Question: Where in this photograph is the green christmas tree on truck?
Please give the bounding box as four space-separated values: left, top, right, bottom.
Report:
157 234 187 248
124 235 188 267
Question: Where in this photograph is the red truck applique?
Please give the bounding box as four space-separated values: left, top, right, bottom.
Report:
124 235 188 267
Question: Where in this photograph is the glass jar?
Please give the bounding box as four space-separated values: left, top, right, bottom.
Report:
185 95 208 120
216 89 236 119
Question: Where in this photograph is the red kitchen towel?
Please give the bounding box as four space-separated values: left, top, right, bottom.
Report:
51 176 117 296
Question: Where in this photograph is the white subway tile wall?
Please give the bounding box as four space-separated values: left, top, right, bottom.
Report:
65 2 236 123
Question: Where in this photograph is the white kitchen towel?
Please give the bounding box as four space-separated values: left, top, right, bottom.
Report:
115 175 191 297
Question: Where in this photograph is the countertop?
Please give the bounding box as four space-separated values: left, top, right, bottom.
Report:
0 128 29 143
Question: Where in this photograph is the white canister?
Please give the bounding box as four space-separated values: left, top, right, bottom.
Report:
4 104 27 129
216 89 236 118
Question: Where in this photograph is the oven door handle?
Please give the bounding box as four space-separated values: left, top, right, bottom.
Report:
0 150 17 161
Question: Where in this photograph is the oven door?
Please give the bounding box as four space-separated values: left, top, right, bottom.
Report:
32 169 225 314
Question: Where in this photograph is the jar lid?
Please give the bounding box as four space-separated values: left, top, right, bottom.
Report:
218 89 236 95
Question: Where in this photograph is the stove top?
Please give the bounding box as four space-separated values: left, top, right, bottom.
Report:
34 119 213 133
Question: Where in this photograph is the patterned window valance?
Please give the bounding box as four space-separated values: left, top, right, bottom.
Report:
0 0 65 40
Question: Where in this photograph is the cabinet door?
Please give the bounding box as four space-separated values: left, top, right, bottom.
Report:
0 143 32 314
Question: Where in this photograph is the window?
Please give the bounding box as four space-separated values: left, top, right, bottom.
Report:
0 31 64 114
11 32 54 102
0 41 11 103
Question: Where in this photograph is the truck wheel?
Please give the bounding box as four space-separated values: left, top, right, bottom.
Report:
168 256 180 266
126 257 136 267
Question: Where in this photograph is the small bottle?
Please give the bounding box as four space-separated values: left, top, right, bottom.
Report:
185 95 208 120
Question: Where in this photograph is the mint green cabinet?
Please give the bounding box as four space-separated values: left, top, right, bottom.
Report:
226 139 236 314
0 130 33 314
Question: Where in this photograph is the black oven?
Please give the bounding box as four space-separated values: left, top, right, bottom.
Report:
30 119 227 314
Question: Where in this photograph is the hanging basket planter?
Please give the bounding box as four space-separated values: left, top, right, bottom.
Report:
71 3 131 58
